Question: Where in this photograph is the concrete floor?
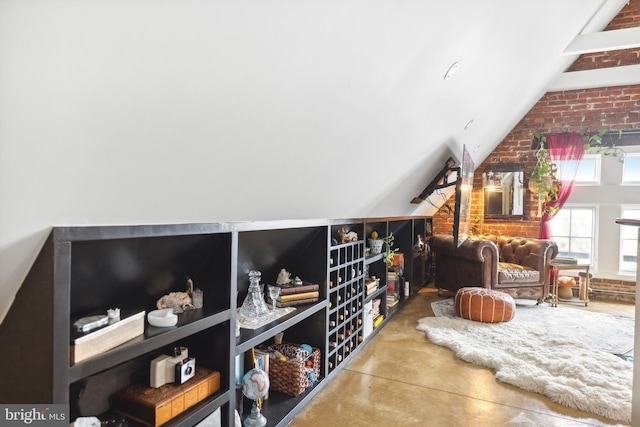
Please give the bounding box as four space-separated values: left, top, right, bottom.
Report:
288 287 634 427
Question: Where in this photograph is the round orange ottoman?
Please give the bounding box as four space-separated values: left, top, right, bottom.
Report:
454 287 515 323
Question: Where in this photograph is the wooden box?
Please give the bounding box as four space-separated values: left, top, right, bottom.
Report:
71 311 145 364
114 367 220 427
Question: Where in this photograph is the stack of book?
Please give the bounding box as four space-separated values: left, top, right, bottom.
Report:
386 269 400 308
268 282 320 307
365 277 379 296
372 298 383 328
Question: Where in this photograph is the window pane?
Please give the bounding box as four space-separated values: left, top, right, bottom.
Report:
621 208 640 218
554 237 570 256
619 208 640 274
622 156 640 183
570 237 592 263
571 210 593 237
575 158 597 182
549 207 594 265
550 210 570 235
620 240 638 272
621 226 638 239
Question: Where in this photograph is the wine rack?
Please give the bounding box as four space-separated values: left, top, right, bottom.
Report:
327 239 365 375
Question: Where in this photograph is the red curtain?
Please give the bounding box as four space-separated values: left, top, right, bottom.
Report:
539 133 585 239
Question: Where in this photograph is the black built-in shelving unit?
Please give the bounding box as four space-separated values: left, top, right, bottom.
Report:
0 217 431 427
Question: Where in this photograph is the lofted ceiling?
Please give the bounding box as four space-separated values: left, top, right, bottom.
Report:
381 0 639 217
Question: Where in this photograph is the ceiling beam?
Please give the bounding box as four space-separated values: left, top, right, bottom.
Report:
548 63 640 92
578 0 631 34
563 26 640 55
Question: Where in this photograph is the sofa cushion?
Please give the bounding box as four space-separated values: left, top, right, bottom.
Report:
497 262 539 283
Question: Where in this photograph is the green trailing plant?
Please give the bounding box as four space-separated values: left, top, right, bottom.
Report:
530 129 627 216
579 129 626 162
530 133 562 215
381 233 399 266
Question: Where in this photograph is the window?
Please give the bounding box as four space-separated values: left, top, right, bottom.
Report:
549 207 595 264
622 154 640 184
556 154 599 184
619 207 640 274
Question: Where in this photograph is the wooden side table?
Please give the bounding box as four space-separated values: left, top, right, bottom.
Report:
550 261 591 307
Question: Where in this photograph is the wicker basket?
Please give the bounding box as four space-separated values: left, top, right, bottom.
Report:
268 343 321 396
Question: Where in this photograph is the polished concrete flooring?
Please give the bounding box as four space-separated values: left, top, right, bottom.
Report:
288 287 635 427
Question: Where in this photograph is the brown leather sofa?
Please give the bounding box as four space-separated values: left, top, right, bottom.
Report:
430 234 558 303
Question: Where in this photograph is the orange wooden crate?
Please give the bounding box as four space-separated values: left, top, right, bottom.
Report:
114 368 220 427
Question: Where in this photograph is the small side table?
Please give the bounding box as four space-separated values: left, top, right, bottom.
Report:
550 261 591 307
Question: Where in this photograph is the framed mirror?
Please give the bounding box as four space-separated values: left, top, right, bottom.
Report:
482 164 524 218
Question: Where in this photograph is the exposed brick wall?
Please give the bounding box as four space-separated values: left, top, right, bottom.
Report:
432 0 640 302
589 277 636 303
553 275 635 304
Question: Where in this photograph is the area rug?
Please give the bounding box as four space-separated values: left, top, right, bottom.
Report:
417 302 634 422
431 298 634 357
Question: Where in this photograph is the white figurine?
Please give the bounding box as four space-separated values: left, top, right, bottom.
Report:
276 268 292 285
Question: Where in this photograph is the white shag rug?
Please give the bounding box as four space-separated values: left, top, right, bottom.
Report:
431 298 634 356
417 301 634 422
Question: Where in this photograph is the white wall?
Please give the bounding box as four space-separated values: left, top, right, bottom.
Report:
0 0 450 323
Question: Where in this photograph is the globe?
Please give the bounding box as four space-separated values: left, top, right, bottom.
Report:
242 368 270 400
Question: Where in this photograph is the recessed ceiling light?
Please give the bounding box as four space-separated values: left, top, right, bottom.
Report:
444 62 460 81
464 119 474 130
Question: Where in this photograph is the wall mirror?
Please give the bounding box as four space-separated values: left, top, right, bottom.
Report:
482 164 524 218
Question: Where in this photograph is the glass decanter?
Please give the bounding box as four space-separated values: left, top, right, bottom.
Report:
239 270 270 319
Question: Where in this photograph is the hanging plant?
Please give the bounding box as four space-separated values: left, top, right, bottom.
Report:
530 133 562 215
579 129 626 162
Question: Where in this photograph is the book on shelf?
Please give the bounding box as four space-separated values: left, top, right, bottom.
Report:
277 282 320 295
267 296 319 307
253 349 270 400
278 290 320 302
371 298 381 320
365 278 379 287
373 315 385 328
365 278 379 296
386 298 399 308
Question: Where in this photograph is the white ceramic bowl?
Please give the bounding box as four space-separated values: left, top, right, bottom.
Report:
147 308 178 327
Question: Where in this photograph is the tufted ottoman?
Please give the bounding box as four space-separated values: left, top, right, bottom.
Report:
454 287 515 323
